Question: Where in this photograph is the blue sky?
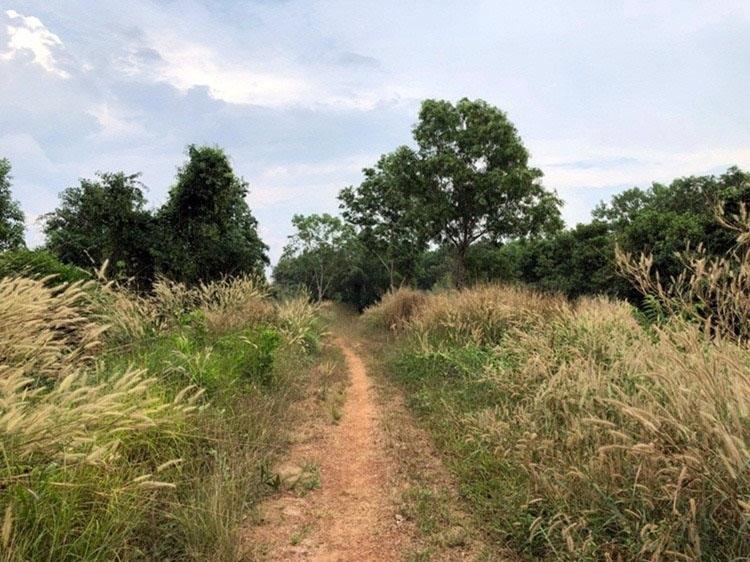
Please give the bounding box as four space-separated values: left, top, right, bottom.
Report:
1 1 749 264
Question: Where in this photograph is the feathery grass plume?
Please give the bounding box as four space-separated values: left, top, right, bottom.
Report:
411 284 566 345
617 202 750 343
0 276 105 378
196 275 274 334
362 287 427 331
380 284 750 559
275 294 321 352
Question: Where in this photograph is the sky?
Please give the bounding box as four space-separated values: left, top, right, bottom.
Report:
1 0 749 265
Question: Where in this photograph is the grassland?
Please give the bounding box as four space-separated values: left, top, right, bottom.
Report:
0 274 322 561
365 285 750 561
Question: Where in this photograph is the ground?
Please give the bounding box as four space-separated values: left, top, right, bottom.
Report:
242 308 502 561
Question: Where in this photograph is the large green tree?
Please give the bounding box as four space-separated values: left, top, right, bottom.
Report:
157 145 268 284
0 158 25 252
413 98 562 286
339 146 427 288
44 172 155 285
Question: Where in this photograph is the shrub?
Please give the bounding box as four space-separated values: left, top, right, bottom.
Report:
0 248 91 286
362 287 427 331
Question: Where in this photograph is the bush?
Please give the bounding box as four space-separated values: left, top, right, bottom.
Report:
0 248 91 285
362 287 427 331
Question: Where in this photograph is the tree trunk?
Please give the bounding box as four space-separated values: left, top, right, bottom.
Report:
454 245 468 289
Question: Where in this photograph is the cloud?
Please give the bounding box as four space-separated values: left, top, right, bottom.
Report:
114 30 418 110
1 10 69 78
86 103 145 138
335 51 380 69
118 37 309 107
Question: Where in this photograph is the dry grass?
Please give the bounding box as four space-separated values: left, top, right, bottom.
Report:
376 283 750 559
362 287 428 331
275 295 321 352
0 276 105 378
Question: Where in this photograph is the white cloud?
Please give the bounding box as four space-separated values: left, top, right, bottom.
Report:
119 37 308 107
1 10 69 78
116 32 420 110
86 103 145 138
530 139 750 190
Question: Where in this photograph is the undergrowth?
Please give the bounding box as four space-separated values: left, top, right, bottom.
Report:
370 281 750 561
0 274 321 561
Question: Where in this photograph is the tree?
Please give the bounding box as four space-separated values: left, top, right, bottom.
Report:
413 98 563 286
594 167 750 282
274 214 357 302
515 221 627 298
339 146 427 289
157 145 268 284
0 158 25 252
44 172 155 286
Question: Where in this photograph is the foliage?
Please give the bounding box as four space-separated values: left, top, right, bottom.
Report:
274 213 358 302
44 172 155 288
413 98 563 286
157 145 268 285
515 221 627 298
0 158 25 252
0 248 91 285
596 166 750 282
339 146 428 288
617 201 750 343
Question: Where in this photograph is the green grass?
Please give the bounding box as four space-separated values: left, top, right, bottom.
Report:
2 306 320 561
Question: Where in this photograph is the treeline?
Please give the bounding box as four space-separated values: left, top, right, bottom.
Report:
0 145 267 287
2 98 749 302
274 98 750 308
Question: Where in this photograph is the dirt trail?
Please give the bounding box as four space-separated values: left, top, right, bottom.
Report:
245 337 408 560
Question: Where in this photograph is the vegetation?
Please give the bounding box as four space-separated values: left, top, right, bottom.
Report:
364 206 750 560
2 94 750 560
0 273 321 561
0 159 24 252
157 145 268 285
44 172 155 287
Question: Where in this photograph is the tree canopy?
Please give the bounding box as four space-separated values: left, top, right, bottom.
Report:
0 158 25 252
44 172 155 286
274 214 358 301
157 145 268 284
413 98 563 286
339 146 427 288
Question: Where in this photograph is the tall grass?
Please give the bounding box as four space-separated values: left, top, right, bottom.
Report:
0 273 321 560
371 283 750 560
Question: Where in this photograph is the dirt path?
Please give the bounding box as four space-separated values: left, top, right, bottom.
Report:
244 319 492 561
245 336 408 561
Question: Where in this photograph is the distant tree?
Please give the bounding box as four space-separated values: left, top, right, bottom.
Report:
339 146 427 288
413 98 563 286
594 167 750 281
515 221 627 298
0 158 25 252
44 172 155 286
274 214 358 302
157 145 268 284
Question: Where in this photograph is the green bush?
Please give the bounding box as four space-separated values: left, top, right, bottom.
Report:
0 248 91 285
